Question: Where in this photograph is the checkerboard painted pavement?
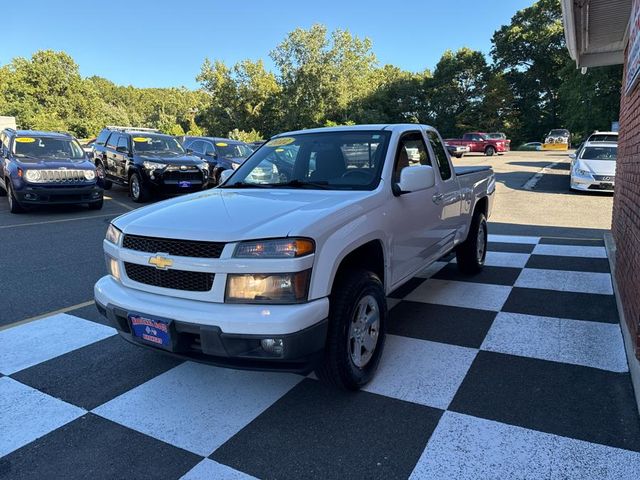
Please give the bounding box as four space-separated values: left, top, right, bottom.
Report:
1 234 639 479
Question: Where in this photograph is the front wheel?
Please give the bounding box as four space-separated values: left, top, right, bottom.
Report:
129 172 151 203
7 182 25 213
456 212 487 274
485 146 496 156
455 153 463 159
315 269 387 390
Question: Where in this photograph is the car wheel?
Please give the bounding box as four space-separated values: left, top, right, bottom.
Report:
455 153 463 158
315 268 387 390
485 146 496 156
7 181 25 214
456 211 487 274
88 197 104 210
95 162 112 190
129 172 150 203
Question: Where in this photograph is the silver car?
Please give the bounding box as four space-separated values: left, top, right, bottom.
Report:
569 141 616 192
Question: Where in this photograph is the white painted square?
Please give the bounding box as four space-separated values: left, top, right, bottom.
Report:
410 412 640 480
533 244 608 258
488 234 539 244
180 459 257 480
415 261 448 279
0 377 85 457
0 314 116 375
482 312 628 372
515 268 613 295
405 279 512 311
452 251 530 268
364 335 477 409
93 361 301 456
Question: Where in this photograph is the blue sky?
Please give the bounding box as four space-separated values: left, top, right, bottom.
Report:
2 0 534 88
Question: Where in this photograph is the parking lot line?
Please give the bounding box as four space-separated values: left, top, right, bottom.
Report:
104 195 134 211
0 300 94 332
0 213 117 230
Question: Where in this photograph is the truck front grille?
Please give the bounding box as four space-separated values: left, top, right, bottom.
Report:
124 262 214 292
163 170 203 182
122 234 225 258
38 169 88 182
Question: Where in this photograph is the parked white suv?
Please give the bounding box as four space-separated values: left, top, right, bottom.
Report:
95 124 495 389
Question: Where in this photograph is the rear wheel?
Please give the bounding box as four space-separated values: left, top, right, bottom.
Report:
485 146 496 156
95 161 112 190
456 212 487 274
7 182 25 213
315 269 387 390
129 172 151 203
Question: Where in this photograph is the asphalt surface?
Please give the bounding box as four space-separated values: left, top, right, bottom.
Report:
0 150 614 328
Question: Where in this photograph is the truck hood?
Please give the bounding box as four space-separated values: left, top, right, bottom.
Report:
137 153 202 165
15 158 94 169
113 188 371 242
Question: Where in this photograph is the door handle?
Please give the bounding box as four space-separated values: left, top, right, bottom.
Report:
432 193 444 204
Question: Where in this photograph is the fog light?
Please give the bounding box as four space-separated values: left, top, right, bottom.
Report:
24 193 38 200
261 338 284 355
92 191 101 197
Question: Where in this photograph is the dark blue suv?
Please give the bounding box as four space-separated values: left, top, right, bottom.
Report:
181 136 254 186
0 129 103 213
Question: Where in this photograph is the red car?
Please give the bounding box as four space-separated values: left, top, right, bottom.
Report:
444 132 510 156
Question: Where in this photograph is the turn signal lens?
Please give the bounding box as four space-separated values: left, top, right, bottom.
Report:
234 238 314 258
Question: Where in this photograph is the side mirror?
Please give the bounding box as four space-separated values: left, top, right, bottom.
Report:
219 169 233 184
396 165 435 195
116 146 129 154
569 153 576 160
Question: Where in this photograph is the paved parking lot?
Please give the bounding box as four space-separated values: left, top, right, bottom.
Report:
1 151 638 479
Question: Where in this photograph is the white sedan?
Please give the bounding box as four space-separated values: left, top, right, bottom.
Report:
569 141 616 192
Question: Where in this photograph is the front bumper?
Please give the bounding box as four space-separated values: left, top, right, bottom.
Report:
94 276 329 373
570 174 614 192
14 183 103 205
142 167 208 194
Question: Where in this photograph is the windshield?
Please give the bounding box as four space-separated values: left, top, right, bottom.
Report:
549 129 569 137
132 134 185 154
13 136 85 160
580 146 617 161
216 142 253 159
221 131 392 190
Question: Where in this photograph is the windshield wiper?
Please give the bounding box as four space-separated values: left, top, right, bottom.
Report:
222 181 274 189
271 179 331 189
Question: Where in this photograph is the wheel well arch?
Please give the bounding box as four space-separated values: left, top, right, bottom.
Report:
331 240 385 293
474 196 488 218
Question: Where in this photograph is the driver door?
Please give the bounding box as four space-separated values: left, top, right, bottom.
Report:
387 131 446 287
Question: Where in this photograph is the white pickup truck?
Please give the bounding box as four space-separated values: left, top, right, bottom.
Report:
95 124 495 389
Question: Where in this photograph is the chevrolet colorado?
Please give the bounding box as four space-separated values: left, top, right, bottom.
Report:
95 124 495 390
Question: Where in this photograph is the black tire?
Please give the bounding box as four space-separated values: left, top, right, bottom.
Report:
88 197 104 210
129 172 151 203
95 161 112 190
315 269 387 390
456 211 487 274
455 153 463 159
485 146 496 156
6 181 25 213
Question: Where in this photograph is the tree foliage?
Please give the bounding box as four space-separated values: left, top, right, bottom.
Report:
0 2 624 145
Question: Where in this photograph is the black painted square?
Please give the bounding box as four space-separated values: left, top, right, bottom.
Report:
212 379 443 480
449 351 640 452
432 264 521 286
526 254 611 273
12 335 182 410
388 301 495 348
502 287 619 323
539 237 604 247
487 242 535 253
0 414 201 480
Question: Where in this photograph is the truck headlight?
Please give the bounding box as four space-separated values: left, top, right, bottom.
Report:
143 161 167 170
225 270 311 303
105 224 123 245
234 238 314 258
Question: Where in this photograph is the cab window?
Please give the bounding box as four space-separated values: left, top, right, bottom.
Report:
426 130 452 180
393 132 432 183
106 133 119 149
117 136 129 151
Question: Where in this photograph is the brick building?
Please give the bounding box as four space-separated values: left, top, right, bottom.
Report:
562 0 640 405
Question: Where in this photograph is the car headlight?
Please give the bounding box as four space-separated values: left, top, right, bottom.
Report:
198 162 208 171
226 270 311 303
234 238 314 258
105 224 123 245
143 161 167 170
84 170 96 180
576 169 591 177
24 169 42 183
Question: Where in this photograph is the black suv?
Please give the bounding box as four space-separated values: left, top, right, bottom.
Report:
93 127 208 202
182 136 254 186
0 129 103 213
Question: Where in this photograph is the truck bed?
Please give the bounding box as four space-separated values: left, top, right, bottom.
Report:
454 166 492 176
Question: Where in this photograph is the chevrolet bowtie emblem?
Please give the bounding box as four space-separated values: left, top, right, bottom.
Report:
148 254 173 270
